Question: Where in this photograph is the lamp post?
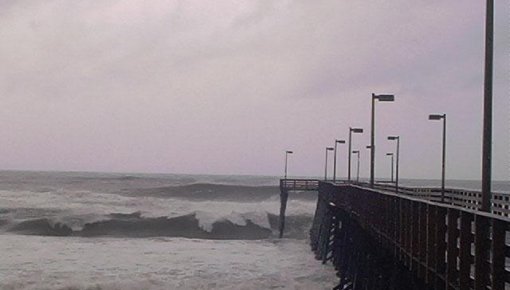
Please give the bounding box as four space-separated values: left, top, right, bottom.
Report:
366 145 372 185
429 114 446 202
370 94 395 187
284 150 293 180
386 153 394 183
348 128 363 182
482 0 494 213
387 136 400 194
333 140 346 182
352 150 360 183
324 147 334 181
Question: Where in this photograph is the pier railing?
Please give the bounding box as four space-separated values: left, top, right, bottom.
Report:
311 182 510 289
352 181 510 218
279 179 510 218
279 178 320 191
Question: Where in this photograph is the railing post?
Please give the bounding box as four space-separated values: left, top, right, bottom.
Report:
435 206 447 289
410 201 420 275
426 204 437 285
445 208 459 289
459 212 473 289
402 199 410 266
418 202 427 280
491 218 505 290
474 215 490 289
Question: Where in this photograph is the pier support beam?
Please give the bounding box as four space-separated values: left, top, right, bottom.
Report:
279 189 288 238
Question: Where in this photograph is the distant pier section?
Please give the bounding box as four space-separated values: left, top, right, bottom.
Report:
278 178 320 238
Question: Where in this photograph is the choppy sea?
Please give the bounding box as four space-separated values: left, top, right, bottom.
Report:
0 171 335 290
0 171 508 290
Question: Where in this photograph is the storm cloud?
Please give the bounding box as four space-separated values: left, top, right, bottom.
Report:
0 0 507 180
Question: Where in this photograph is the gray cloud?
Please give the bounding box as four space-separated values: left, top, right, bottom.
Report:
0 0 507 180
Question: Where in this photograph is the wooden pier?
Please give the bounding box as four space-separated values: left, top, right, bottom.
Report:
280 179 510 289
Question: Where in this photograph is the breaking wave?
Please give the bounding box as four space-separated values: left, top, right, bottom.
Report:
5 211 313 240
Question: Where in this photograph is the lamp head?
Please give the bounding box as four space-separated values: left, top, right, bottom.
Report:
374 94 395 102
429 114 445 120
386 153 393 156
366 145 372 149
350 128 363 133
352 150 359 154
326 147 334 151
286 150 293 154
336 139 346 144
387 136 399 140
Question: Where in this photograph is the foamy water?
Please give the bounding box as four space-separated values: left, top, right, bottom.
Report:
0 235 337 290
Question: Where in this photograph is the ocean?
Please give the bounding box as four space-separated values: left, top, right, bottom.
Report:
0 171 335 290
0 171 508 290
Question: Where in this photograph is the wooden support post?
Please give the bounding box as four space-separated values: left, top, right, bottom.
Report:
474 215 490 289
322 208 334 264
445 208 459 289
435 206 447 289
394 196 399 259
398 197 404 262
458 212 472 289
279 189 289 238
405 200 412 267
418 202 427 280
401 199 408 266
411 201 419 275
426 204 437 285
491 219 505 290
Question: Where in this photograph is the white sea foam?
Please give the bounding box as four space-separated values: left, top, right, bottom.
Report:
0 235 337 290
194 210 271 232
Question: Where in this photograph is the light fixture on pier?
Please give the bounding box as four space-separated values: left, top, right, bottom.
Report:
387 136 400 194
284 150 293 180
386 153 394 183
429 113 447 202
324 147 334 181
348 128 363 183
333 140 346 183
370 94 395 188
352 150 360 183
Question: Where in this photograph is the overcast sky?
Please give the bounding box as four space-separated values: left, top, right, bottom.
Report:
0 0 508 180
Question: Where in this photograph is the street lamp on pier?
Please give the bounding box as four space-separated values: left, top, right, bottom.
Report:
366 145 372 184
481 0 494 213
387 136 400 194
429 113 446 202
284 150 293 180
370 94 395 187
352 150 360 183
348 128 363 182
333 140 346 182
386 153 394 183
324 147 334 181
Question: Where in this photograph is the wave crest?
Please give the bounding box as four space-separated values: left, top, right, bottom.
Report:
6 211 313 240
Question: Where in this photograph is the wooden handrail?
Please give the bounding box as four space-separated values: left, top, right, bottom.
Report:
280 178 320 191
